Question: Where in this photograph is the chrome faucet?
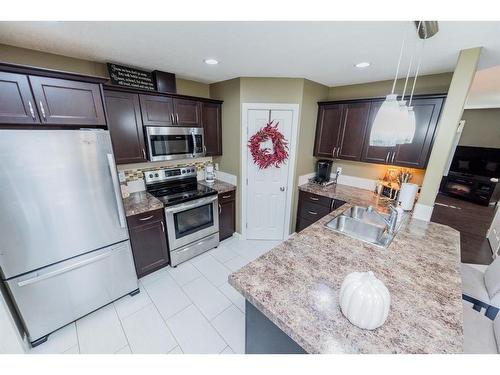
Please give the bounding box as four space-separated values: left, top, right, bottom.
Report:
366 205 399 234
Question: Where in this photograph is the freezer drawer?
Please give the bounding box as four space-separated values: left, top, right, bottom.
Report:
5 240 138 344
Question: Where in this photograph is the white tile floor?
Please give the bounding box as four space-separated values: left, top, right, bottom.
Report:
29 236 281 354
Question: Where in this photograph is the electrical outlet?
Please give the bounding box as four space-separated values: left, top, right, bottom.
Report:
336 167 342 176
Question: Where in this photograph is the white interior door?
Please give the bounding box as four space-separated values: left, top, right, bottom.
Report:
246 109 293 240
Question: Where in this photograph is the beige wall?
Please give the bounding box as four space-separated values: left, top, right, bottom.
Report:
328 72 453 101
0 43 210 98
210 78 242 231
240 77 304 103
460 108 500 148
418 48 482 209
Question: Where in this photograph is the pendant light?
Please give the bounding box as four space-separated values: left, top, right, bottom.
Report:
369 31 407 147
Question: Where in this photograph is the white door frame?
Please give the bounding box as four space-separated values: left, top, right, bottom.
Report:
241 103 300 240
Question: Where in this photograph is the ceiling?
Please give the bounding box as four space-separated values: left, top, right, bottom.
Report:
0 21 499 86
466 65 500 109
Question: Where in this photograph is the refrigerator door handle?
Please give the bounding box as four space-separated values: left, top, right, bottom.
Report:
17 250 115 287
106 153 127 228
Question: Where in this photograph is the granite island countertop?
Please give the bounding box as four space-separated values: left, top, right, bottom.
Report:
229 198 463 353
122 191 164 217
199 179 236 194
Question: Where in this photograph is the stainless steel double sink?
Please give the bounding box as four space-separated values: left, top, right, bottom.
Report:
325 206 399 248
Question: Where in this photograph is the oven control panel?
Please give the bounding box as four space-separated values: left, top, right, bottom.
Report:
144 167 197 185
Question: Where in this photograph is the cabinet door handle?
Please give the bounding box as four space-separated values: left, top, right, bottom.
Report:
385 152 390 163
218 203 222 214
142 148 146 159
222 195 231 199
332 147 336 158
310 197 319 201
170 113 175 124
176 113 180 124
39 100 46 120
307 211 318 215
28 100 36 120
160 221 165 232
336 147 340 157
391 151 396 163
139 215 154 221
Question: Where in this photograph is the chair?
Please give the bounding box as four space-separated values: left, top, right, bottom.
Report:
463 301 500 353
461 257 500 320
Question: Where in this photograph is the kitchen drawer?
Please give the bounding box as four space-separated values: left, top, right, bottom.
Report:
6 240 138 343
296 216 316 232
299 200 330 221
300 191 332 209
218 190 236 202
127 208 164 229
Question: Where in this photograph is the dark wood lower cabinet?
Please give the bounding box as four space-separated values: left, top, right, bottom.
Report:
218 190 236 241
127 209 169 278
295 190 346 232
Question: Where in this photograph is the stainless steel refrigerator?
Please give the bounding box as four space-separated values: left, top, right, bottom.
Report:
0 129 138 346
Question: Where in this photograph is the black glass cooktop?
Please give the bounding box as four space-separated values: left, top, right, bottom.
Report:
147 179 217 207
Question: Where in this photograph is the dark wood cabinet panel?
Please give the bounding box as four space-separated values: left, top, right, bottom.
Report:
392 97 444 168
202 102 222 156
173 98 201 127
139 94 175 126
360 100 394 165
313 104 343 158
295 191 347 232
296 216 315 233
127 209 169 278
218 192 235 241
29 76 106 126
104 91 147 164
338 102 371 161
0 71 40 124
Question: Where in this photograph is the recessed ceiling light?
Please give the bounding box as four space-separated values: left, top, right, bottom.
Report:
204 59 219 65
355 62 371 68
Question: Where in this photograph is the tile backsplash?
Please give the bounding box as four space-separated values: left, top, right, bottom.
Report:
119 157 213 184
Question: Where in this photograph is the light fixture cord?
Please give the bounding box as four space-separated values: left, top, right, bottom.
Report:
390 25 408 95
402 21 421 100
409 36 425 106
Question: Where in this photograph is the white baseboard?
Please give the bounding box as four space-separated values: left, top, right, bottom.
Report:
412 203 434 222
216 171 238 186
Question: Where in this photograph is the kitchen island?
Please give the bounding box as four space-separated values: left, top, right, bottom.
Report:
229 195 463 354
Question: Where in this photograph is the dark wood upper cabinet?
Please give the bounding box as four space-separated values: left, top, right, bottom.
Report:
202 102 222 156
313 104 343 158
0 71 40 124
127 209 169 278
392 97 444 168
139 94 175 126
173 98 201 127
104 90 147 164
360 100 395 165
29 76 106 126
337 102 370 161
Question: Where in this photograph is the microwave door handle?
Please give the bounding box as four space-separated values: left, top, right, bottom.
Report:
191 131 197 157
106 153 127 228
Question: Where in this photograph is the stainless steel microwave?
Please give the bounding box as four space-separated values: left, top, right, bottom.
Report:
145 127 205 162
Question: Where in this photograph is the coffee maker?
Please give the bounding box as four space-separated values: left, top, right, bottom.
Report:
311 160 334 185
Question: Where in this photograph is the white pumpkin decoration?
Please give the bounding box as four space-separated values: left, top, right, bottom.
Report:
339 271 391 330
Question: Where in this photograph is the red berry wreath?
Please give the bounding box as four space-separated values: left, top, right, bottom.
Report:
248 120 289 169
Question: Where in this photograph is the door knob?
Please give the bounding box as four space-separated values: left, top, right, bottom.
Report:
280 187 286 192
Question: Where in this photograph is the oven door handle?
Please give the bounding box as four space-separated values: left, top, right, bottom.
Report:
165 195 218 214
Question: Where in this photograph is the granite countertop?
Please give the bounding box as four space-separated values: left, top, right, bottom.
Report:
299 182 394 212
199 179 236 194
122 191 164 217
229 193 463 353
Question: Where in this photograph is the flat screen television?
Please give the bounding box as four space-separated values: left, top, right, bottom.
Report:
450 146 500 178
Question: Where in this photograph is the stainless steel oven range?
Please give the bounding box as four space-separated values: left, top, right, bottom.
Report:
145 167 219 266
145 126 205 162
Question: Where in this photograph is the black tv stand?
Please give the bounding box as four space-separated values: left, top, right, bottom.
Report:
440 172 500 206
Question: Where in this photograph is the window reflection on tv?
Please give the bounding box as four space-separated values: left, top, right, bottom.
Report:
451 146 500 178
